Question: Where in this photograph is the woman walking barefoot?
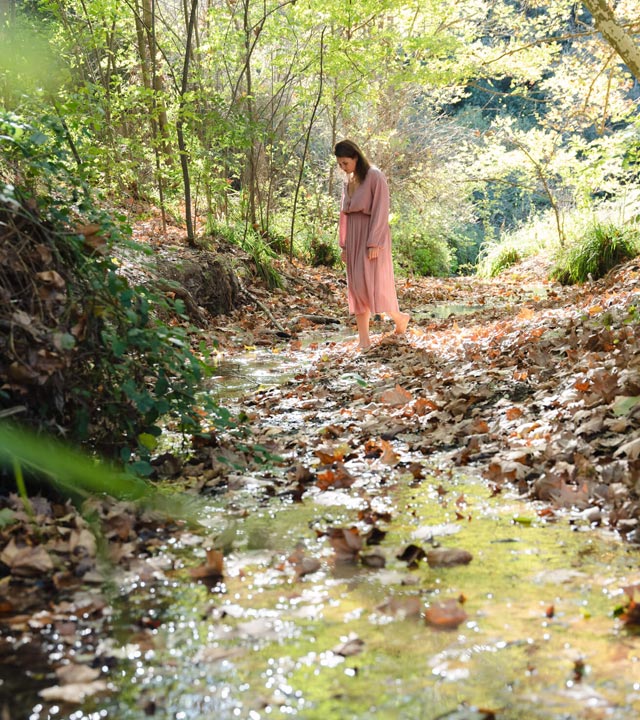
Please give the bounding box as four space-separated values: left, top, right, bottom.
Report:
334 139 410 350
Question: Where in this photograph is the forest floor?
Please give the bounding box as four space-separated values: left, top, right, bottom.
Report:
3 215 640 716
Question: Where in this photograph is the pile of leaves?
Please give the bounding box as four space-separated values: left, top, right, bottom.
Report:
0 196 94 425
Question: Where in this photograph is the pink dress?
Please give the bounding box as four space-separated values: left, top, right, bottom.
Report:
338 167 400 316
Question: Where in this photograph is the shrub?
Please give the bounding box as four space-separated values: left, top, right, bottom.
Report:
0 111 229 472
411 240 453 277
308 234 341 267
479 245 522 278
550 222 640 285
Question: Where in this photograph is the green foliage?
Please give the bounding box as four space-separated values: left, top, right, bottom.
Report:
477 244 522 278
550 222 640 285
392 220 454 278
0 422 150 500
476 208 564 277
206 217 283 289
1 111 230 466
308 234 341 268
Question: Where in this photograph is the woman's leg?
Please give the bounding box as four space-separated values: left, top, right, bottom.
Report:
356 311 371 349
389 310 410 335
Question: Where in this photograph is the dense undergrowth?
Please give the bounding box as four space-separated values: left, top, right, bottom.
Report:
0 113 229 477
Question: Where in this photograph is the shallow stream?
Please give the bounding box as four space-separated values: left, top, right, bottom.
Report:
78 466 640 720
21 314 640 720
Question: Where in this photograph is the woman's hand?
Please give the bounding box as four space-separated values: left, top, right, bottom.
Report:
340 248 346 263
368 247 379 260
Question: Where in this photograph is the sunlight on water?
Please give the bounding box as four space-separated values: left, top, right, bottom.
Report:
54 465 639 720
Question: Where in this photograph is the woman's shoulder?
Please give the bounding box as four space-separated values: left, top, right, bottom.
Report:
367 166 387 180
365 166 388 187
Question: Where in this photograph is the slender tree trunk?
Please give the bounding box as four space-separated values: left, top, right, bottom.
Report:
149 0 167 233
243 0 258 230
290 27 326 259
177 0 198 246
582 0 640 82
143 0 171 159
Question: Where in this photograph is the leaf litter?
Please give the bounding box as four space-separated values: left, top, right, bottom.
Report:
4 231 640 717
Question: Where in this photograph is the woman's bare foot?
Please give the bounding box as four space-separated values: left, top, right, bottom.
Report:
393 312 410 335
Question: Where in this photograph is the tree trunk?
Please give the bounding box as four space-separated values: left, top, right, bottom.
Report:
582 0 640 82
290 28 326 259
177 0 199 246
142 0 172 159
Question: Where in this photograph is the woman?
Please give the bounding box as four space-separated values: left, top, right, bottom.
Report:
334 139 409 350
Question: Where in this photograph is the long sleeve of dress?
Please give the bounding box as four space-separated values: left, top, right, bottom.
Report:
366 169 390 249
338 187 348 249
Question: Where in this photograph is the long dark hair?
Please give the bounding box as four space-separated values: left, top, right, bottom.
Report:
334 139 371 183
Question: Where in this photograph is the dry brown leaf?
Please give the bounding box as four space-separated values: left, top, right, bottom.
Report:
379 384 413 407
332 635 365 657
189 548 224 581
0 538 54 576
316 462 356 490
35 270 66 289
424 599 468 629
56 664 101 685
327 527 362 563
426 548 473 568
39 681 108 703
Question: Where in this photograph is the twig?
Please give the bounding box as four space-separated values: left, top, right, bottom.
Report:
241 284 287 333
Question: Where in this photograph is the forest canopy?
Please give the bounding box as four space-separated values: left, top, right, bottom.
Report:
1 0 639 275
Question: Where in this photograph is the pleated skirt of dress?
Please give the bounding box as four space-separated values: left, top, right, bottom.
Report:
344 211 400 316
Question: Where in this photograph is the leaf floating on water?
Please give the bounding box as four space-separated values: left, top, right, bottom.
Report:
377 595 422 619
189 548 224 583
396 543 427 569
426 548 473 568
332 634 365 657
327 527 362 563
287 545 322 578
424 598 468 630
361 552 386 569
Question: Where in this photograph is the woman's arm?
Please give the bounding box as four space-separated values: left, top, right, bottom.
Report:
366 169 390 249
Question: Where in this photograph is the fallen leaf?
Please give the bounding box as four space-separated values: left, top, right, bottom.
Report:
287 545 322 578
426 548 473 568
377 596 422 618
424 598 468 629
316 462 356 490
35 270 66 289
332 635 365 657
0 538 54 576
396 544 427 569
189 548 224 582
379 384 413 407
327 527 362 563
56 664 101 685
39 680 108 703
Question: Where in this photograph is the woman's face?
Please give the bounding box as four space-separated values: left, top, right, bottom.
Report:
336 156 357 176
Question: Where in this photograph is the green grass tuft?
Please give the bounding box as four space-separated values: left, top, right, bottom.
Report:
550 222 639 285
